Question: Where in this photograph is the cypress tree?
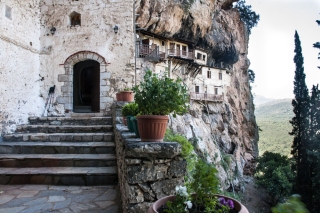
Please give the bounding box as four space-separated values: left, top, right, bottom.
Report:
289 31 310 205
307 85 320 212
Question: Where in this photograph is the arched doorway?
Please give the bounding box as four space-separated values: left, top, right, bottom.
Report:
73 60 100 112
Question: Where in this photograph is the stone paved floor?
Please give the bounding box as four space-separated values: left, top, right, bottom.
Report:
0 185 119 213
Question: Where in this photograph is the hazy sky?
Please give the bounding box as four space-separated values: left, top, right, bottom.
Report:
246 0 320 99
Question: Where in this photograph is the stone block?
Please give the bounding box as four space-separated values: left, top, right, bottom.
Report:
100 97 113 103
101 72 111 79
100 86 110 92
125 159 141 165
129 185 144 203
56 96 68 104
61 86 72 93
127 164 168 184
150 178 184 199
168 160 187 178
58 75 69 82
125 141 181 159
128 202 153 213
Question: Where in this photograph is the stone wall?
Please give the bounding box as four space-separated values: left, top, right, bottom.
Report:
112 102 187 213
0 0 42 135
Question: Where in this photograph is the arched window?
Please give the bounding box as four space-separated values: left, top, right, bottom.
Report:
69 11 81 26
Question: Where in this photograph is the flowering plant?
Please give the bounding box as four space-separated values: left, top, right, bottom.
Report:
158 160 235 213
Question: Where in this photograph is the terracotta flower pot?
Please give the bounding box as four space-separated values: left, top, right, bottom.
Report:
136 115 168 142
116 91 134 102
148 194 249 213
116 92 123 101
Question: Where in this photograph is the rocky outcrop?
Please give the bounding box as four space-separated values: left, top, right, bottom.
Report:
136 0 258 189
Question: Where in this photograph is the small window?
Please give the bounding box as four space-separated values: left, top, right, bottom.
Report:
215 88 218 95
180 65 185 75
162 41 165 46
207 70 211 79
219 72 222 80
70 11 81 26
5 5 12 20
195 86 200 93
203 55 206 61
197 53 202 60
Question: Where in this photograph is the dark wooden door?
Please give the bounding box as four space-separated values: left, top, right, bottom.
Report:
91 64 100 112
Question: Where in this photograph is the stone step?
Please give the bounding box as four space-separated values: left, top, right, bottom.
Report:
0 142 115 154
0 154 116 167
0 166 117 185
28 117 112 126
15 125 113 133
3 132 114 142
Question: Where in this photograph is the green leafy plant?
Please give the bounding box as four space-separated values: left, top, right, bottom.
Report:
121 102 139 116
162 160 234 213
164 130 196 173
122 87 131 91
272 195 309 213
132 70 189 116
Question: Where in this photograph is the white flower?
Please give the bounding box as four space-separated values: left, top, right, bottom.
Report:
175 185 188 197
185 200 193 209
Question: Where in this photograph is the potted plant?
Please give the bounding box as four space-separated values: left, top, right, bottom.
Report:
116 88 134 102
148 160 249 213
132 70 189 142
121 102 139 131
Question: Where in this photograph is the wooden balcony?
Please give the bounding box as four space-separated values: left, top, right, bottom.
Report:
190 92 223 102
168 49 194 60
136 44 165 62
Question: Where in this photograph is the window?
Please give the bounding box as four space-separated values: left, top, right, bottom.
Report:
203 55 206 61
195 86 200 93
219 72 222 80
161 41 165 46
215 88 218 95
70 11 81 26
207 70 211 79
5 5 12 20
197 53 202 60
180 65 185 75
182 46 187 56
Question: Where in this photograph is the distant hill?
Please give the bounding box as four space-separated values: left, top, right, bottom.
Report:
255 99 294 156
253 95 276 106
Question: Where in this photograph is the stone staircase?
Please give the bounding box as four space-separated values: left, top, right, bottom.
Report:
0 115 117 186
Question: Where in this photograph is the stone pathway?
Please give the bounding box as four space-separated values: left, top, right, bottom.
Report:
0 185 119 213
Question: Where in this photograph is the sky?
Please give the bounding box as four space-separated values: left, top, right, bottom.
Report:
246 0 320 99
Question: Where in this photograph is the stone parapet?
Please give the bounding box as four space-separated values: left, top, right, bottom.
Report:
112 103 187 213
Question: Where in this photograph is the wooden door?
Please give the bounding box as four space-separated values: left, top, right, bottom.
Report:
91 64 100 112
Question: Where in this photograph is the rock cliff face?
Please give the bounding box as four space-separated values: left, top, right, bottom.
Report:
136 0 258 189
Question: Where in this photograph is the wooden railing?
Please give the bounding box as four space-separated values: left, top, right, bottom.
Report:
168 49 194 60
137 45 195 61
190 92 223 102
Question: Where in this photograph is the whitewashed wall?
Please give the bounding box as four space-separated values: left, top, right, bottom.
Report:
0 0 41 135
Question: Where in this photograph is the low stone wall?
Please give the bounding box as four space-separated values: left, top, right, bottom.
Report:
112 102 187 213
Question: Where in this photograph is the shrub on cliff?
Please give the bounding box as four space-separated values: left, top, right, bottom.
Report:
234 0 260 34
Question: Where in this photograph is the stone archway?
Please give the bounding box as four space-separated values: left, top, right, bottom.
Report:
57 51 111 113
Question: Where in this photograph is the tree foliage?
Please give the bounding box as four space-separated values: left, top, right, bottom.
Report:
289 32 310 205
234 0 260 34
248 69 255 83
255 152 294 206
313 19 320 69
